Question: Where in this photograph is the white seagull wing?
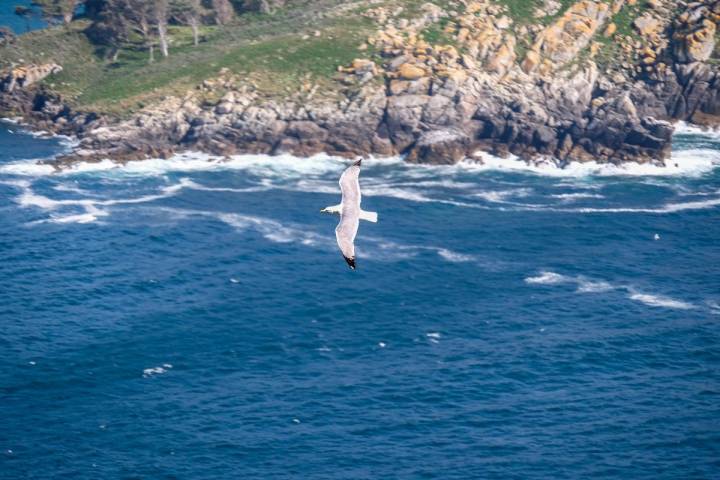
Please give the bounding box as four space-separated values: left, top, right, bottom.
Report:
335 160 362 269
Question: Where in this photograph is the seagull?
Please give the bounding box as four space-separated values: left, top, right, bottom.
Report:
321 159 378 270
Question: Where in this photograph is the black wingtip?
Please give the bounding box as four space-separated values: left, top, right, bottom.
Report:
343 256 356 270
353 158 362 167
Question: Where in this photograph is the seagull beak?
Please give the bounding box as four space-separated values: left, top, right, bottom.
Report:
353 158 362 167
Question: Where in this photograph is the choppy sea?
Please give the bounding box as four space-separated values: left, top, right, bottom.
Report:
1 119 719 479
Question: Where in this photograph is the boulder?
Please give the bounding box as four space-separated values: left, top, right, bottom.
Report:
633 15 660 36
398 63 427 80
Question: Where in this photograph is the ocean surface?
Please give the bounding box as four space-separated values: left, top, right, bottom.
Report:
1 120 719 479
0 1 46 34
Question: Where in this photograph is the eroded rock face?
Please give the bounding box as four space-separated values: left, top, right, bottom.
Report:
673 7 718 62
0 63 62 93
527 0 610 68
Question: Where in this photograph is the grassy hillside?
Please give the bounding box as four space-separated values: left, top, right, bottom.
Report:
0 0 378 116
0 0 660 117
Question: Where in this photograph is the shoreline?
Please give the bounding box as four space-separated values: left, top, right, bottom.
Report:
1 128 718 179
2 0 719 172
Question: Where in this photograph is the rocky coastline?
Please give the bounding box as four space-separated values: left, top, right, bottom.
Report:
1 0 719 168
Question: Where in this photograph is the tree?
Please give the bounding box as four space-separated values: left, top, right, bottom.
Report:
116 0 157 63
31 0 81 25
154 0 170 58
173 0 202 46
211 0 233 25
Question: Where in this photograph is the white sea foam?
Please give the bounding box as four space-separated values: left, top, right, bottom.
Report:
568 195 720 214
469 149 720 178
525 271 570 285
550 192 605 201
436 248 476 263
473 188 532 203
707 301 720 315
575 279 615 293
0 151 345 177
214 212 333 247
143 363 173 377
526 270 695 309
18 178 193 224
673 121 720 137
627 292 695 310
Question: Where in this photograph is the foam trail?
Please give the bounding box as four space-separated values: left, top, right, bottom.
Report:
18 178 194 224
436 249 476 263
568 196 720 214
525 271 570 285
525 270 695 310
575 279 615 293
473 188 532 203
551 192 605 201
627 292 695 310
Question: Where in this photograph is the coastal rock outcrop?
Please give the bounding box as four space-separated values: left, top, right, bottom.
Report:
2 0 719 169
1 63 62 93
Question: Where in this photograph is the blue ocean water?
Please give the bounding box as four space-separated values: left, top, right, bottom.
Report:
1 120 719 479
0 1 46 34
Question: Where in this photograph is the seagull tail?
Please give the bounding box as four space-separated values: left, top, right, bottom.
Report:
343 256 356 270
359 210 378 223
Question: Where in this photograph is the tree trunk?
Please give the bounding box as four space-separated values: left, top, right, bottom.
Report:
190 19 199 46
158 21 169 57
148 43 155 63
63 12 72 25
112 48 120 62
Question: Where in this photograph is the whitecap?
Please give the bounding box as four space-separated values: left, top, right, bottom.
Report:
627 292 695 310
426 332 441 344
143 364 173 377
524 271 570 285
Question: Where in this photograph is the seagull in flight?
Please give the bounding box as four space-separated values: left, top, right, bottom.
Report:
321 159 378 270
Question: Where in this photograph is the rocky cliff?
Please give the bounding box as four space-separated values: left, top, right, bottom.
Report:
2 0 719 167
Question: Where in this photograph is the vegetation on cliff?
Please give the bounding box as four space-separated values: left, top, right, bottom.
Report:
1 0 684 116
